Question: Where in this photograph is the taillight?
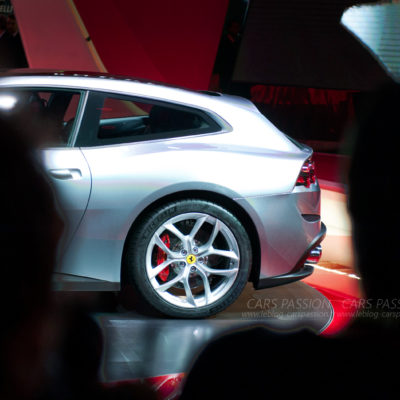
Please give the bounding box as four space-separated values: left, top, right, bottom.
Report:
296 157 316 188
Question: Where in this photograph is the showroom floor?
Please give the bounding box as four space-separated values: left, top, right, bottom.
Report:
96 280 332 382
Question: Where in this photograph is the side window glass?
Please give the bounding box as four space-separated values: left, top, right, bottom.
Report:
0 89 82 147
92 95 219 145
64 94 81 123
98 98 150 140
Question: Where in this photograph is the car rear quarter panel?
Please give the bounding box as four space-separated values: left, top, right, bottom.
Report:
235 186 321 279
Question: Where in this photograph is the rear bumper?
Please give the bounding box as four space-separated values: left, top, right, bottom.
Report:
255 222 326 290
255 264 314 289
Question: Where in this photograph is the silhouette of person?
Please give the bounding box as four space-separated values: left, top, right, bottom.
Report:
6 13 28 68
180 323 396 399
0 14 13 69
0 114 157 399
347 82 400 328
0 116 63 399
213 20 242 92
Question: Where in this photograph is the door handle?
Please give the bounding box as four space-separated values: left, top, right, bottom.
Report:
48 168 82 180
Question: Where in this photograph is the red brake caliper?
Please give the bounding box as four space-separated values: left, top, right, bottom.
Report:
157 233 170 282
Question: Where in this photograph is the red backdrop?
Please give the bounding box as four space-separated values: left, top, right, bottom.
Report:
12 0 100 71
73 0 229 89
13 0 228 90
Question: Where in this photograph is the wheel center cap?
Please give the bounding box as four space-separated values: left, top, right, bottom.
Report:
186 254 196 264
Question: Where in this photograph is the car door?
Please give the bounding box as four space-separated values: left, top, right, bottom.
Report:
41 147 91 260
12 89 93 268
0 85 95 281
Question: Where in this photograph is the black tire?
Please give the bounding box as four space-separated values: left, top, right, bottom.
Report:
123 199 251 318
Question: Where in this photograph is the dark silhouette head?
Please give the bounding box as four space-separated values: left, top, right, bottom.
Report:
6 14 18 35
227 20 241 38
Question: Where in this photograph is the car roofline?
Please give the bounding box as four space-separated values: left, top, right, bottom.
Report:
0 68 225 97
0 69 259 123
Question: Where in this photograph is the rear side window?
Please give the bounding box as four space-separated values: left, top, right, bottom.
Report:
75 92 221 147
0 88 82 147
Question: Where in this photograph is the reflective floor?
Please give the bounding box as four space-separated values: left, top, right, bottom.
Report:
88 281 333 382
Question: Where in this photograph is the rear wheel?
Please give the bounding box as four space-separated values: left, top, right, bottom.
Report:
124 199 251 318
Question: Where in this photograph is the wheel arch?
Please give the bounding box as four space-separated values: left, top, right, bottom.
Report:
121 190 261 286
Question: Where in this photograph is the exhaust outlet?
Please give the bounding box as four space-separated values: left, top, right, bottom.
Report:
306 245 322 264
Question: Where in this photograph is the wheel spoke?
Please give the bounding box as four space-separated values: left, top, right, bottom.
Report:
149 259 175 279
203 248 239 261
154 234 181 259
154 234 174 257
196 266 212 305
200 219 220 252
164 223 186 243
182 272 196 306
189 215 207 240
198 264 238 277
155 271 185 292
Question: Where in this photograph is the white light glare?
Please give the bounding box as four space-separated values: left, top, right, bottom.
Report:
0 95 18 110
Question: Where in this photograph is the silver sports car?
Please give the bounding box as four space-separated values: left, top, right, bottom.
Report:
0 71 325 318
